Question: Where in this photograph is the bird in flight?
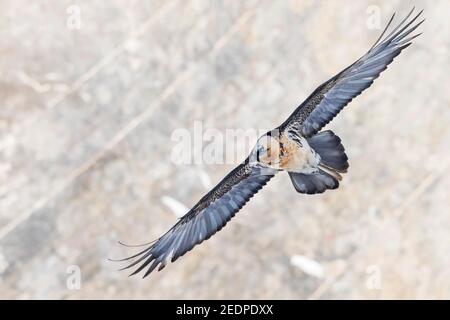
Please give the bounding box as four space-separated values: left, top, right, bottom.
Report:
113 8 424 277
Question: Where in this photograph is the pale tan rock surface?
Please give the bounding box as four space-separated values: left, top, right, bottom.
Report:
0 0 449 299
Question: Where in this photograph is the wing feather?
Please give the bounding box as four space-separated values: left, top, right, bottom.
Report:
280 8 424 137
117 163 275 277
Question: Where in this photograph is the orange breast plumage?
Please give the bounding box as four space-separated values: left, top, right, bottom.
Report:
278 134 320 173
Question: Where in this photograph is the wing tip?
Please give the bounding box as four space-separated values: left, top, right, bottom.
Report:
371 7 424 52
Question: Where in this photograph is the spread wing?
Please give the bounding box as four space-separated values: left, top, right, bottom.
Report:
114 163 275 277
280 8 424 137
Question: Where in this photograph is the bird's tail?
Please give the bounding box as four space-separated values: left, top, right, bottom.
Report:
288 130 349 194
308 130 349 176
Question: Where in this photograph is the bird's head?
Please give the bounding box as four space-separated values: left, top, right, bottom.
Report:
250 132 282 168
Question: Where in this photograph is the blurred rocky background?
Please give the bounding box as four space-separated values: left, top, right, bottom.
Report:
0 0 449 299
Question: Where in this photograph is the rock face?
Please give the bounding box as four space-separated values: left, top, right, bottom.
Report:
1 0 449 299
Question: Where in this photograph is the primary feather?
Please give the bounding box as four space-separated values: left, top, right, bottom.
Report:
114 8 423 277
281 8 424 137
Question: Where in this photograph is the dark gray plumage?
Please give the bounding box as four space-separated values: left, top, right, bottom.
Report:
307 130 348 173
289 130 348 194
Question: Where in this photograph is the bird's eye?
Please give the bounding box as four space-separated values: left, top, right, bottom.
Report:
256 145 265 162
